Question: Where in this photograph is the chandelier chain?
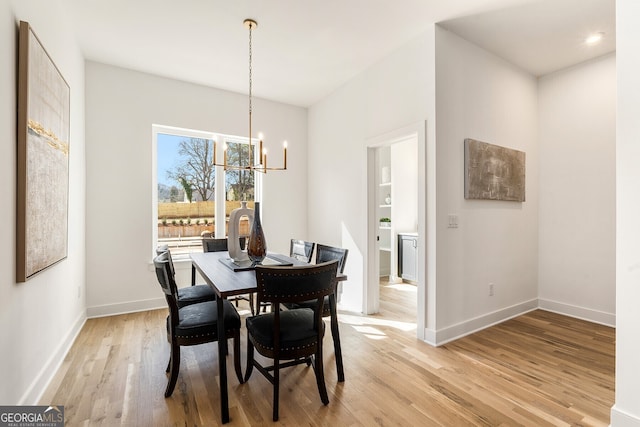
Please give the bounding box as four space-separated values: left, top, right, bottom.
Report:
249 23 253 115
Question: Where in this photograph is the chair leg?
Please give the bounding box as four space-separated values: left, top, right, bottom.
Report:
165 342 180 398
249 293 255 316
273 357 280 422
314 347 329 405
233 333 243 384
244 339 255 382
329 294 345 382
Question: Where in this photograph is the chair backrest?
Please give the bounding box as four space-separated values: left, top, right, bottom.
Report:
315 244 348 274
153 252 181 331
202 237 246 253
255 260 339 310
202 237 228 253
153 251 178 298
289 239 315 263
156 244 177 278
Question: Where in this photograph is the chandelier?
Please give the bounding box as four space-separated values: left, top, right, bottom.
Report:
213 19 287 173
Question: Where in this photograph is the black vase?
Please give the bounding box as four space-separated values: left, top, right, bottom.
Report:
247 202 267 264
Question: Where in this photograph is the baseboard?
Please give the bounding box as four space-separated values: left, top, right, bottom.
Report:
431 299 538 346
538 298 615 327
611 405 640 427
423 328 437 346
87 297 166 318
20 311 86 405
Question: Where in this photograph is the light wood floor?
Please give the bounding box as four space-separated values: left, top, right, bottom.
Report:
40 283 614 426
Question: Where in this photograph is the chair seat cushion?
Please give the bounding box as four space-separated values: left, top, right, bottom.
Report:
177 284 216 307
167 300 241 339
285 296 331 317
246 308 324 352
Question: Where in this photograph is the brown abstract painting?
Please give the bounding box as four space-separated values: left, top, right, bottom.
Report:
17 21 70 282
464 138 525 202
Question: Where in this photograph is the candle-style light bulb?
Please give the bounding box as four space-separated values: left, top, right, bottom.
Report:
263 148 267 171
258 133 264 165
223 143 227 170
283 141 288 170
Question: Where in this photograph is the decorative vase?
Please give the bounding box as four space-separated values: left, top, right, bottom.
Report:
228 201 253 262
247 202 267 264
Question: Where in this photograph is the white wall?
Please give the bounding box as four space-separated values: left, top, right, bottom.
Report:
391 138 418 235
613 0 640 425
0 1 86 404
85 62 307 316
538 54 616 326
434 26 539 342
308 29 435 315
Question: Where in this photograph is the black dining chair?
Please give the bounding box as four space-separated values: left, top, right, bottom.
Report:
244 260 339 421
153 252 243 398
289 239 315 263
285 244 349 381
199 237 255 314
156 245 216 308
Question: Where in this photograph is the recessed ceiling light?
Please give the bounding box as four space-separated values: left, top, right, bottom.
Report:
585 32 604 45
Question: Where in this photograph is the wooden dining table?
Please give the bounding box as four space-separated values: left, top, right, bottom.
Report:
190 251 347 424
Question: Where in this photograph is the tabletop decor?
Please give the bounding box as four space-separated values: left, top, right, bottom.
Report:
17 21 70 282
228 201 253 262
247 202 267 264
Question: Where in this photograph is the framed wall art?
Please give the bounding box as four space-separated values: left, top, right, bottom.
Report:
464 138 525 202
17 21 70 282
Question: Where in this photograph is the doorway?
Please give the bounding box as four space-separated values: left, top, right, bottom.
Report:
365 121 426 338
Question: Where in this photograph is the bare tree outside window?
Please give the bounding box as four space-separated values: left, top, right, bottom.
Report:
225 141 255 201
166 137 215 201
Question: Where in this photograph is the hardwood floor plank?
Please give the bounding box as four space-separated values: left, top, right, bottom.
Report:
40 283 614 426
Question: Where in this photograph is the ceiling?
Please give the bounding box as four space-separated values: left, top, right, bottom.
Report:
62 0 615 107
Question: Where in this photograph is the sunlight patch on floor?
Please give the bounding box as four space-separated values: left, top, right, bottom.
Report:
339 313 416 332
382 283 417 293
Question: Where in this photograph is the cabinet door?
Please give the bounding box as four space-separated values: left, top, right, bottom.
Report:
400 236 418 281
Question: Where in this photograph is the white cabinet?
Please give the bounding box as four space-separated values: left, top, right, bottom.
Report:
398 233 418 282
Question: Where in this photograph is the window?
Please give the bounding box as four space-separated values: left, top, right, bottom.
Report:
153 125 260 258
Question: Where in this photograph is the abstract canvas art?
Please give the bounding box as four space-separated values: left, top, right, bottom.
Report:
464 138 525 202
17 21 70 282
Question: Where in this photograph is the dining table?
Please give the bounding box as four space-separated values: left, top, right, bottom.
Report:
190 250 347 424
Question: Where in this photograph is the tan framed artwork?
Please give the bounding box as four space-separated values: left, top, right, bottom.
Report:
17 21 70 282
464 138 525 202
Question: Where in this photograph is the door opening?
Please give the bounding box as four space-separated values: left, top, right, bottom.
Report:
365 122 425 339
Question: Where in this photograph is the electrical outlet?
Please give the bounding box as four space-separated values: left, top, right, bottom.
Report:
489 283 494 296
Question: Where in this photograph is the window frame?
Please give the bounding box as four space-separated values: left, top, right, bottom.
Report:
152 124 261 260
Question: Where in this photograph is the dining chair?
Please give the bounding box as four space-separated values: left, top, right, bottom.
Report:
200 237 255 314
285 244 349 381
156 245 216 308
289 239 315 263
153 252 243 398
244 260 339 421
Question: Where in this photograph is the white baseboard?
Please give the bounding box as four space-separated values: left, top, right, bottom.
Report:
611 405 640 427
538 298 615 327
423 328 437 346
421 299 615 347
87 297 166 318
21 311 86 405
429 299 538 346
